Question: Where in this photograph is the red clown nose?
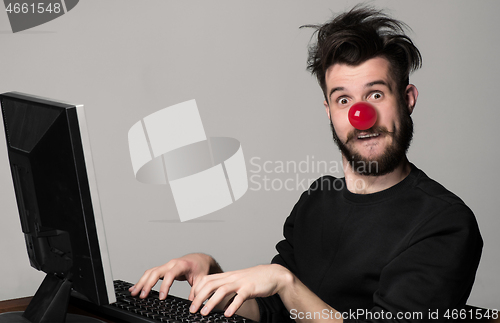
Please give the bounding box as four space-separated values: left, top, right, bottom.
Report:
348 102 377 130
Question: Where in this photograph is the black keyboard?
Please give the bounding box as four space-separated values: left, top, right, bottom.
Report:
72 280 254 323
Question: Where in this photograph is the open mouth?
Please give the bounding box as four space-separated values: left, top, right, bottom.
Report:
357 133 380 139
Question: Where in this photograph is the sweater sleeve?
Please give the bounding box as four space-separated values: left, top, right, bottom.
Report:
254 187 308 323
344 203 483 323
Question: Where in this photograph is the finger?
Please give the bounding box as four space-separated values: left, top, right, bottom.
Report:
188 274 209 301
129 268 155 296
191 272 226 298
223 293 237 312
158 277 173 301
224 292 249 317
188 285 196 301
132 262 174 298
190 277 226 314
189 274 213 302
158 263 187 300
199 285 235 316
160 258 200 300
139 266 168 298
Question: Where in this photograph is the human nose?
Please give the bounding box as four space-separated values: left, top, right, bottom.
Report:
348 102 377 130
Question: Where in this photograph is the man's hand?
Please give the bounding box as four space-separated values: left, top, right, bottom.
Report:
129 253 222 300
189 264 293 317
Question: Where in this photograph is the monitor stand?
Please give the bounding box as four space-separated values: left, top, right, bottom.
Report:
0 273 104 323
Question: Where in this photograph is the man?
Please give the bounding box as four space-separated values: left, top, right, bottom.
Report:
130 5 482 322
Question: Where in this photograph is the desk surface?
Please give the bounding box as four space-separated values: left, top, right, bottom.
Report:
0 297 113 323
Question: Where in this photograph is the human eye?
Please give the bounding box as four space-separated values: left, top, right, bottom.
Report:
368 91 383 100
337 96 350 106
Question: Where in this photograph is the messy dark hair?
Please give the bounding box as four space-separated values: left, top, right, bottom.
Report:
302 4 422 101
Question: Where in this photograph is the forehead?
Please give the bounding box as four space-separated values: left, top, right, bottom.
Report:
324 57 392 93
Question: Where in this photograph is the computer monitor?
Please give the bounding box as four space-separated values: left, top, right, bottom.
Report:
0 92 116 322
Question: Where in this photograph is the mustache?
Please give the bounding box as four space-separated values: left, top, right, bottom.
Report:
345 126 394 144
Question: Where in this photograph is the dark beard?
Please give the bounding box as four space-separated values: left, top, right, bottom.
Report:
330 104 413 176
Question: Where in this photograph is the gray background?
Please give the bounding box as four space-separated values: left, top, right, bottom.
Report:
0 0 498 309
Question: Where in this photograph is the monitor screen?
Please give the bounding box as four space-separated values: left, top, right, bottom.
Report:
0 92 116 321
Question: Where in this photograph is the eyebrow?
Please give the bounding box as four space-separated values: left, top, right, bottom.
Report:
328 79 392 101
328 86 345 100
365 80 392 92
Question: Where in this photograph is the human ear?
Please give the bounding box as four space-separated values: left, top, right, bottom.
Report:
324 100 331 120
405 84 418 115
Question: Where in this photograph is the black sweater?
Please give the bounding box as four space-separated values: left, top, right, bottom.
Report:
255 164 483 323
